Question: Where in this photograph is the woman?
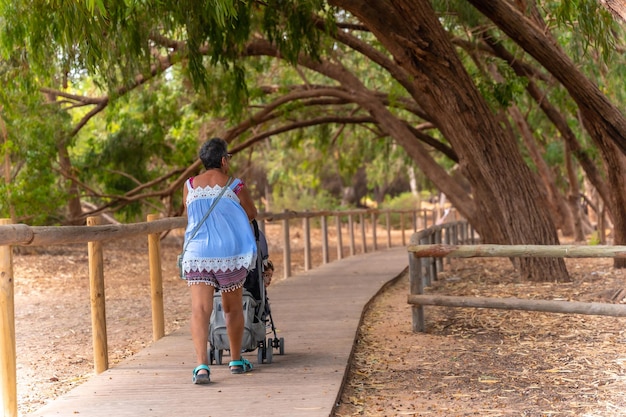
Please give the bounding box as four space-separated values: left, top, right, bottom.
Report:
181 138 258 384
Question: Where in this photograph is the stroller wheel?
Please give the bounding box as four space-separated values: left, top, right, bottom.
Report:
208 346 215 365
214 348 223 365
265 338 273 364
257 346 264 364
278 337 285 355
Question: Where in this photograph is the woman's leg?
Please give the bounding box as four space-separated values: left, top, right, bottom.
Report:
220 286 244 363
190 283 215 373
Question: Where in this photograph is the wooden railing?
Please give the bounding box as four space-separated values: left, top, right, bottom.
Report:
407 236 626 333
0 206 446 417
406 221 476 332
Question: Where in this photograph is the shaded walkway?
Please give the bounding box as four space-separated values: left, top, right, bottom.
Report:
28 247 409 417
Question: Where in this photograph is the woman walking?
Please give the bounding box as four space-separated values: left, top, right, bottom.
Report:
181 137 257 384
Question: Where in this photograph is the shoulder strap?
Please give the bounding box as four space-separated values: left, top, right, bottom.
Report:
181 176 233 255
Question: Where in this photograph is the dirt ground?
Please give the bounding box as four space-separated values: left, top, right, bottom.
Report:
333 257 626 417
11 225 626 416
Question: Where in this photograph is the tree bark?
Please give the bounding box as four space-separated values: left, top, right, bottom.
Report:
330 0 569 281
507 105 575 236
481 33 613 228
564 144 588 241
467 0 626 267
244 39 479 223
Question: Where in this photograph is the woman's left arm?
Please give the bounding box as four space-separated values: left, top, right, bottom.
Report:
238 185 258 221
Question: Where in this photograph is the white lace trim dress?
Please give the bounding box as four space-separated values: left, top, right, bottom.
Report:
182 178 257 275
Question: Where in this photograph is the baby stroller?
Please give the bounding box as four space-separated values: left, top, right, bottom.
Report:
208 219 285 365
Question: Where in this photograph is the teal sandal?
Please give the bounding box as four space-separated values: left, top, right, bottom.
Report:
192 364 211 384
229 358 253 374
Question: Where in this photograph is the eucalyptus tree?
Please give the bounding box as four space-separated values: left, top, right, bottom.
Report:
3 0 626 279
328 0 626 274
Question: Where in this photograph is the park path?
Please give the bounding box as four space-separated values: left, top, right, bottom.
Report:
27 247 409 417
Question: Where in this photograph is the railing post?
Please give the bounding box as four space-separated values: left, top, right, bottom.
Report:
419 236 433 287
303 215 311 271
0 218 17 417
444 224 452 265
147 214 164 341
400 212 406 246
321 215 329 264
385 210 392 248
409 253 424 332
371 212 378 251
360 213 367 253
435 229 443 274
282 211 291 278
348 214 355 256
87 216 108 373
335 215 343 260
461 224 467 245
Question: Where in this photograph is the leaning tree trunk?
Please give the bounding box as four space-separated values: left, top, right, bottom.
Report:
595 139 626 267
483 33 614 231
564 143 587 242
56 141 84 225
331 0 569 281
467 0 626 268
507 104 574 237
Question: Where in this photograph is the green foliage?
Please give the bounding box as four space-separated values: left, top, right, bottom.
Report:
0 0 331 107
2 0 626 230
364 141 410 193
269 187 337 213
72 79 199 221
433 0 485 29
588 230 600 245
551 0 618 63
0 91 72 224
543 141 564 166
381 192 421 211
470 58 529 111
380 192 422 228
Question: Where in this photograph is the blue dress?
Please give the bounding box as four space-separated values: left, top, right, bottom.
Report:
182 178 257 276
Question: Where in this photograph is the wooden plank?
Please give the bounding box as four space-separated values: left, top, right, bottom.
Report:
87 216 108 373
0 218 17 417
28 248 409 417
407 294 626 317
408 244 626 258
147 214 165 341
0 218 186 247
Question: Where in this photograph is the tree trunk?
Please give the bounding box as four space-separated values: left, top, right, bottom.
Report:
56 141 84 225
507 104 574 237
43 91 83 225
481 34 613 222
468 0 626 267
564 144 587 242
331 0 569 281
246 39 481 225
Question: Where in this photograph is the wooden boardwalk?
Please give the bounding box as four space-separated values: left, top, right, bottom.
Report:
27 247 409 417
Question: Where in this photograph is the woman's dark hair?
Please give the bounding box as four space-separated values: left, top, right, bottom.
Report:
199 137 228 170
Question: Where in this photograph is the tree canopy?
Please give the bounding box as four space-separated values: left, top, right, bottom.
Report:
2 0 626 280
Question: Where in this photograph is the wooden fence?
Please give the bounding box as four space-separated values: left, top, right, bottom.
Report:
0 206 443 417
407 230 626 332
